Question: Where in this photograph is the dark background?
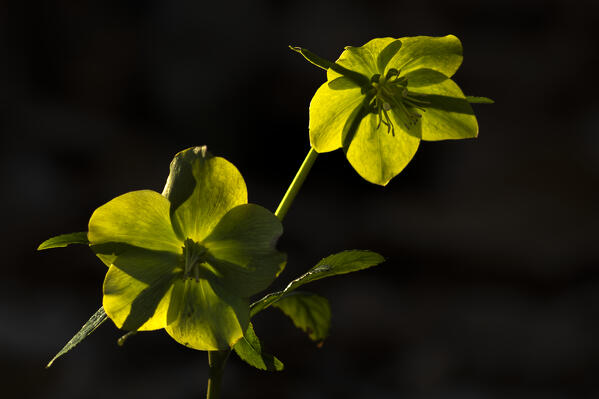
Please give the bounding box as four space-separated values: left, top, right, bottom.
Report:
2 0 598 398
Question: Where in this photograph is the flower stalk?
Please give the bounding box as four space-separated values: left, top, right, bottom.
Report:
206 146 319 398
274 146 319 221
207 350 230 399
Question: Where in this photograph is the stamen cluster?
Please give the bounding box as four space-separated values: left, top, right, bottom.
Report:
183 238 209 281
369 68 429 135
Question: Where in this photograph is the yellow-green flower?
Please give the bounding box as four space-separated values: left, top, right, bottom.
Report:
88 147 286 350
296 35 484 186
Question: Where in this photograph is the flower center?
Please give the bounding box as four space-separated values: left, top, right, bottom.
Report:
182 238 213 281
369 68 429 135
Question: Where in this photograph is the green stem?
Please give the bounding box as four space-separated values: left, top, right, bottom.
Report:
274 147 319 221
204 147 319 399
206 350 230 399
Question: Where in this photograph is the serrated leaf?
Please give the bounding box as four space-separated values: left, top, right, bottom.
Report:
251 250 384 316
38 232 88 250
466 96 494 104
46 306 107 368
233 323 284 371
272 291 330 342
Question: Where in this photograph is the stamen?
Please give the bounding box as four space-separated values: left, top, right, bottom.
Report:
385 68 399 80
382 108 394 136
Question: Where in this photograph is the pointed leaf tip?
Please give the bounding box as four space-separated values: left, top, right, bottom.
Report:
273 291 331 343
46 306 107 368
38 232 89 250
466 96 494 104
233 323 284 371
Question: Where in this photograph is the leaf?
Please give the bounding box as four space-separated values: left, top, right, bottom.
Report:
466 96 494 104
38 232 88 250
251 250 384 316
46 306 108 368
272 291 330 342
233 323 284 371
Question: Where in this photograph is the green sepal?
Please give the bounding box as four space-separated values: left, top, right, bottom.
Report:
407 73 478 141
290 46 371 88
88 190 182 254
170 150 248 243
232 323 284 371
308 79 363 153
102 247 181 331
161 146 209 216
165 279 249 351
203 203 286 297
272 291 330 343
344 110 420 186
466 96 495 104
250 250 384 316
38 232 88 250
46 306 107 368
391 35 463 78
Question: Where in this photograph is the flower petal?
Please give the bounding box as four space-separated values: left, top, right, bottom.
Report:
344 113 420 186
391 35 463 78
203 204 286 297
327 37 394 81
166 279 249 350
407 74 478 141
88 190 182 254
309 79 363 153
103 248 181 331
171 153 248 243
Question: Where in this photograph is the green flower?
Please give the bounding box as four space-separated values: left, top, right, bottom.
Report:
88 147 286 351
295 35 484 186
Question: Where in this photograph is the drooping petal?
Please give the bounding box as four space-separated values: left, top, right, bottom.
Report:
166 279 249 350
88 190 182 254
103 248 181 331
309 79 363 153
344 112 420 186
407 74 478 141
202 204 286 297
171 153 248 243
390 35 463 78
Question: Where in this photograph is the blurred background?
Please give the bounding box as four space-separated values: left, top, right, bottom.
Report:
1 0 598 398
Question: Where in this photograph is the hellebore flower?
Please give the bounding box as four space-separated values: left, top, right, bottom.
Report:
88 147 285 350
295 35 483 186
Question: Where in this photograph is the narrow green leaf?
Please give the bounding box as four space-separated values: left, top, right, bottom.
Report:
232 323 284 371
272 291 330 343
290 46 371 88
46 306 107 368
251 250 384 316
466 96 495 104
38 232 88 250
